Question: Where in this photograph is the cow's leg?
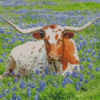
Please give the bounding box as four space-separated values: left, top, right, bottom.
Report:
0 55 20 79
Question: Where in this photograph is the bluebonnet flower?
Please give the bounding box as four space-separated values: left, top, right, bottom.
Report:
19 82 24 89
74 66 77 70
3 92 6 97
69 80 73 84
76 86 79 91
62 81 65 88
76 81 79 87
53 71 56 76
42 72 45 78
43 80 46 88
40 82 44 92
76 39 78 42
88 63 93 70
4 72 7 76
85 79 88 83
52 82 55 86
39 79 41 85
22 92 25 95
80 35 83 40
0 59 3 62
35 91 38 95
65 78 69 84
83 39 87 45
79 82 82 87
8 82 10 86
87 71 90 75
34 95 38 100
86 54 89 58
91 74 94 78
94 60 96 63
17 73 20 77
2 43 5 49
17 95 21 100
36 87 39 92
31 83 35 88
72 71 78 78
65 72 70 77
77 45 81 51
63 77 66 83
82 57 85 61
12 92 16 100
80 75 83 82
27 88 31 98
87 48 91 53
87 58 92 62
6 89 9 93
32 75 35 81
14 78 18 83
11 71 14 75
80 65 84 71
95 67 99 72
36 69 39 75
45 67 48 75
0 94 2 98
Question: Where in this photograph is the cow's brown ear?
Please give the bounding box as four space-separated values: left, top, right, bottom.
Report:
33 31 44 39
63 32 74 39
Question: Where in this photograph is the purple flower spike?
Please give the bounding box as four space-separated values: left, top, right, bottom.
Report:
95 67 99 72
62 81 65 88
76 86 79 91
45 67 48 75
17 95 21 100
42 72 45 78
0 94 2 98
12 92 16 100
36 69 39 75
85 79 88 83
34 95 38 100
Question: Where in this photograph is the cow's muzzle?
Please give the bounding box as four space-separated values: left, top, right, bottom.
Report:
47 54 61 61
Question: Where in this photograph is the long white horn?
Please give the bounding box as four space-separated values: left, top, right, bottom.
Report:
3 19 43 34
64 17 100 32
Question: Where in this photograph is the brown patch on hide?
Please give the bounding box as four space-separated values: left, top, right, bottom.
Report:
42 26 49 30
49 24 57 29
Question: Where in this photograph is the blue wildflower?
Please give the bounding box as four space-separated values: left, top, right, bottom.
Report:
45 67 49 75
12 92 16 100
36 69 39 75
85 79 88 83
62 81 65 88
76 86 79 91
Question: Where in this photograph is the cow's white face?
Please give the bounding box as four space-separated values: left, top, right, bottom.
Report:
33 24 74 61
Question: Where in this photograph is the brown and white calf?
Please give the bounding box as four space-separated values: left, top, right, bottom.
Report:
0 17 100 79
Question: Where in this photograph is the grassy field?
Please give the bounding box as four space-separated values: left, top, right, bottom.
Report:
0 0 100 100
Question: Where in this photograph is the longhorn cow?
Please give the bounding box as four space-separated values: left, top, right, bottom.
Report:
0 17 100 79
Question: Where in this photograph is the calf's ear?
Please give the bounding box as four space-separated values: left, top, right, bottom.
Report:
63 32 74 39
33 31 44 40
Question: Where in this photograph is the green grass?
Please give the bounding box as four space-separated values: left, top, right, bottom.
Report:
0 0 100 100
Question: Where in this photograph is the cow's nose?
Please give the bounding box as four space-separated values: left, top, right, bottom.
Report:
48 54 57 58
